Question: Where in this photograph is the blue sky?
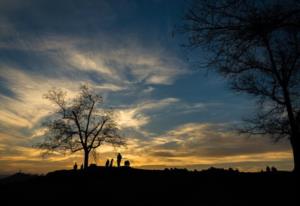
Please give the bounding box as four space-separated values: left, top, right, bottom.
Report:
0 0 293 174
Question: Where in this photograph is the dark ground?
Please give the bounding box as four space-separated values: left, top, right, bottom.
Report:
0 167 298 206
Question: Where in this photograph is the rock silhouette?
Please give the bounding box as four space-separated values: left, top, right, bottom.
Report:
124 160 130 167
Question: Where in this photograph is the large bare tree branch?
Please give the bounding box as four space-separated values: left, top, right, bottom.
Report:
181 0 300 172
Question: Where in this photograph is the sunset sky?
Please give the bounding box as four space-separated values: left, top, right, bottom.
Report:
0 0 293 174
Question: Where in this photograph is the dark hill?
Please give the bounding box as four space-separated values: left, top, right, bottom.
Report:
0 167 298 206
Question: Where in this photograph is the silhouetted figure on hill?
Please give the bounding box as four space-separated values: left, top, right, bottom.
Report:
124 160 130 167
110 159 114 167
117 153 122 167
105 159 110 168
266 166 271 172
73 162 78 170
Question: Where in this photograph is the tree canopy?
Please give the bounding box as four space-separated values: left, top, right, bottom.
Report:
182 0 300 172
38 85 125 169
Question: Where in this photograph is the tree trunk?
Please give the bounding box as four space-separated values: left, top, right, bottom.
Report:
264 38 299 172
84 150 89 170
282 86 300 173
290 133 300 173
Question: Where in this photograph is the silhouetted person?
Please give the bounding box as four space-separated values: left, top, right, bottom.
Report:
266 166 271 172
110 158 114 167
80 164 83 170
105 159 110 168
117 153 122 167
73 162 78 170
124 160 130 167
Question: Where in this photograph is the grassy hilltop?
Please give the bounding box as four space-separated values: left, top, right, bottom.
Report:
0 167 297 206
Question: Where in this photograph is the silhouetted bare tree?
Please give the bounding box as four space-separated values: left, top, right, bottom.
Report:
181 0 300 172
38 85 124 169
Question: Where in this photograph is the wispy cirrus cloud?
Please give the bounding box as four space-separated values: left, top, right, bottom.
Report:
0 60 186 174
117 123 293 171
116 98 179 129
0 33 187 85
